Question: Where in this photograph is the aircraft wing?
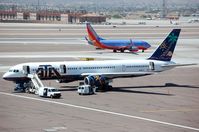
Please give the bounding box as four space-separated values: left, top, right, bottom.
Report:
81 72 154 78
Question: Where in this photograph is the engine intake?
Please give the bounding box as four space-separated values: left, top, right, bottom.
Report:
84 75 108 87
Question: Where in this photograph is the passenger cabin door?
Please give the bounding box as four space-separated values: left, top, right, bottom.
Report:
23 65 30 75
149 61 155 71
60 64 66 74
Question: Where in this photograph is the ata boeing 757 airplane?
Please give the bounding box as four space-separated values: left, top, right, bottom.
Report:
3 29 193 91
85 23 151 52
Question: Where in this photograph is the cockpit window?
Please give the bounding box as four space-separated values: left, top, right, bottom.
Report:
8 68 19 72
13 69 19 72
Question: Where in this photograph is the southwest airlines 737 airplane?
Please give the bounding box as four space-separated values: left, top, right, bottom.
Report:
85 23 151 52
3 29 191 91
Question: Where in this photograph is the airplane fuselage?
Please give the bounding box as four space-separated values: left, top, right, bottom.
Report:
99 39 150 50
3 59 174 83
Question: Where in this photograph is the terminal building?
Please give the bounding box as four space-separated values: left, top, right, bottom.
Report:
68 13 106 24
0 10 106 24
0 11 17 20
0 10 68 23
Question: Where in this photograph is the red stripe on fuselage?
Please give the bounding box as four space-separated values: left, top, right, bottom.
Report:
137 46 147 50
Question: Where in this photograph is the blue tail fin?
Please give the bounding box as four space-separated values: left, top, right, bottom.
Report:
148 29 181 61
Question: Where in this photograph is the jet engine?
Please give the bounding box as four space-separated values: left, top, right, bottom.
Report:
129 39 138 52
84 75 109 87
129 46 138 52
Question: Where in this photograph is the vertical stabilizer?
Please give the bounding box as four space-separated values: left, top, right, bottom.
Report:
148 29 181 61
86 22 101 41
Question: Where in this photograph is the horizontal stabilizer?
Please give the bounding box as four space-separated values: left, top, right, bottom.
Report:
85 36 94 45
161 63 197 68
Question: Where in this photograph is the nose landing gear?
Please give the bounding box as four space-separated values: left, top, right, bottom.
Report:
14 81 31 92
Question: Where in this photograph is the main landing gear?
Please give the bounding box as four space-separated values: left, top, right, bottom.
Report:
113 49 125 53
96 84 113 92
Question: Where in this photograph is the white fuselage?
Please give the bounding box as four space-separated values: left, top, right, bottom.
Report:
3 59 175 82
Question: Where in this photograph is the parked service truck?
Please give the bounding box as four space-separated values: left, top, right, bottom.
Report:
77 85 96 95
38 87 61 98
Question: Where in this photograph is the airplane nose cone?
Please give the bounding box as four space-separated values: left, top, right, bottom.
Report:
146 42 151 48
2 72 9 80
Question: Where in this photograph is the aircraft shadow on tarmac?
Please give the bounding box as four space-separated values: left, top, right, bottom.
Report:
58 83 199 96
111 83 199 96
59 86 77 92
111 88 173 96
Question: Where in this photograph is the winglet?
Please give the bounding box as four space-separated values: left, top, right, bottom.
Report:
148 29 181 61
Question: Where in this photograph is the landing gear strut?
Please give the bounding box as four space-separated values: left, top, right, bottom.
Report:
96 84 113 92
120 49 124 53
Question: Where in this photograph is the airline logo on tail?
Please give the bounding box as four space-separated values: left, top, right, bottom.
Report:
86 23 106 48
86 23 98 41
148 29 181 61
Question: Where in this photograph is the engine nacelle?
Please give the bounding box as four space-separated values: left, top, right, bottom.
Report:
129 46 138 52
84 75 108 87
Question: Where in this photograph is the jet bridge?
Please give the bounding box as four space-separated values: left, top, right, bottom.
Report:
27 73 44 94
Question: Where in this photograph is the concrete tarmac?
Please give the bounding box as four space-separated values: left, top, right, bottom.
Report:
0 68 199 132
0 23 199 132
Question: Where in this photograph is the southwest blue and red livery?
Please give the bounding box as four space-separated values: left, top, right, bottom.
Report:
85 23 151 52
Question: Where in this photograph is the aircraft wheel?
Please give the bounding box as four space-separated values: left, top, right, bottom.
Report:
121 49 124 53
113 50 117 52
108 85 113 90
25 88 29 93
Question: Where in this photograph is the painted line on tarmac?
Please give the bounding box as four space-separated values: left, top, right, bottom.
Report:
0 91 199 132
141 108 199 113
